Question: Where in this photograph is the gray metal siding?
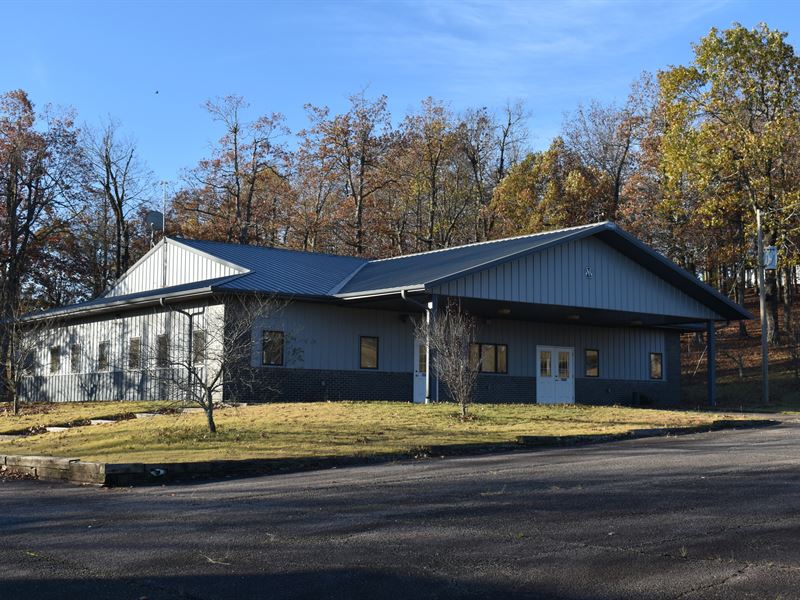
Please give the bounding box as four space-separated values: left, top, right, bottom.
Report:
249 301 669 382
22 299 675 403
20 302 225 403
433 237 719 320
339 223 600 294
248 301 416 372
107 242 242 297
472 318 668 381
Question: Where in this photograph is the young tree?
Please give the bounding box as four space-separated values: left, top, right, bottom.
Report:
414 301 478 421
3 310 59 416
159 295 283 434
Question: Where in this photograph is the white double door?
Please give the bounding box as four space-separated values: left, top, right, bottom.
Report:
536 346 575 404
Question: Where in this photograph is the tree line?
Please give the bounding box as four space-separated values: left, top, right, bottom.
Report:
2 22 800 351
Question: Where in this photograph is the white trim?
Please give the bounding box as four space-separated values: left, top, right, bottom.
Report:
103 238 167 297
169 238 250 274
336 285 427 300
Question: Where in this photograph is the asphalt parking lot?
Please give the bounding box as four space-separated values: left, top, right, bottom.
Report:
2 419 799 599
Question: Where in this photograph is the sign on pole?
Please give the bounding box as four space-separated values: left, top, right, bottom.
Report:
764 246 778 270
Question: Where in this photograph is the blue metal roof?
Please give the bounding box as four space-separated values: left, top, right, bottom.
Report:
25 276 235 320
338 223 603 294
174 239 367 297
29 222 751 322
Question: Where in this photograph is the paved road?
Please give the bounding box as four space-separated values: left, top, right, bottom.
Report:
2 421 800 599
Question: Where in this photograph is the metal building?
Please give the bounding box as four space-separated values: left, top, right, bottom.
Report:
19 222 751 405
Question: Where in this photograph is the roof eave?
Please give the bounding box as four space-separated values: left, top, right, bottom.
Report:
598 227 753 321
22 288 218 322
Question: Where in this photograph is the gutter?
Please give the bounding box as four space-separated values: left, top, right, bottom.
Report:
336 285 426 301
400 289 428 311
23 288 217 322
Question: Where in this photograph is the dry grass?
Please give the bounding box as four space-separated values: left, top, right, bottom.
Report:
0 401 171 435
0 402 746 464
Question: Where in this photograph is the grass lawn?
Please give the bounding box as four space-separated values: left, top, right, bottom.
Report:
0 402 751 464
0 401 172 435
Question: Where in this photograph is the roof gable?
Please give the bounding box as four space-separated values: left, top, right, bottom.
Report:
337 223 604 295
106 239 245 298
430 235 720 321
174 239 367 297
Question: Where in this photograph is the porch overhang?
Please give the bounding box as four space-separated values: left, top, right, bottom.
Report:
341 291 723 330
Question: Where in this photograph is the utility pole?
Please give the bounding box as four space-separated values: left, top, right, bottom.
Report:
757 209 769 404
161 181 169 237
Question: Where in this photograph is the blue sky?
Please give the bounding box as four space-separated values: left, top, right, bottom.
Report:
2 0 798 184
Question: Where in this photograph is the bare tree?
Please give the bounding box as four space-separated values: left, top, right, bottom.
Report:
179 96 290 246
414 301 478 420
82 119 153 285
562 96 643 221
4 310 61 415
158 295 283 434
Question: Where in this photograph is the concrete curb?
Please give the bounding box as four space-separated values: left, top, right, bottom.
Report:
517 418 779 446
0 418 779 487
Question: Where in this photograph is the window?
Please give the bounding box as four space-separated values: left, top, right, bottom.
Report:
469 343 480 371
360 336 378 369
128 338 141 369
585 349 599 377
70 344 81 373
49 346 61 373
22 351 35 376
262 330 284 366
497 344 508 374
540 350 552 377
192 330 206 365
650 352 663 380
558 351 570 379
98 341 110 371
481 344 496 373
469 343 508 374
417 343 427 374
156 335 169 368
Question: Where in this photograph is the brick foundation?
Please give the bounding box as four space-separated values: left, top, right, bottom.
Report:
225 367 413 403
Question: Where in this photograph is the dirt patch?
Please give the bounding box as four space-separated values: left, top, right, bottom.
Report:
0 466 37 482
0 402 57 418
